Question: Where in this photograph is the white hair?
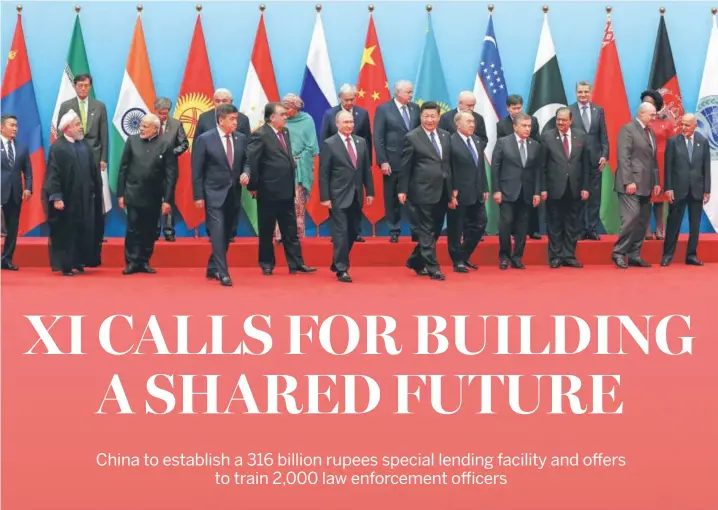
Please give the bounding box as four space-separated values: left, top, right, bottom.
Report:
142 113 161 129
454 110 474 124
394 80 413 93
338 84 358 97
214 88 232 100
458 91 475 102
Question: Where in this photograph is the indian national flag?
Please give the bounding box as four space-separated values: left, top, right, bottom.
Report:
109 14 156 195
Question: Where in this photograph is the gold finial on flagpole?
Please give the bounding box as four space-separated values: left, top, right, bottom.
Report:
74 5 81 13
316 4 321 12
542 5 549 13
659 7 665 14
16 4 22 12
712 8 716 15
606 6 612 14
195 4 202 12
137 4 143 12
488 4 494 13
259 4 266 12
368 5 374 13
426 5 432 12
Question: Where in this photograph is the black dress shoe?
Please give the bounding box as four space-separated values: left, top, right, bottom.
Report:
550 258 561 268
628 258 651 268
289 265 317 274
583 231 600 241
139 264 157 274
206 270 219 279
1 263 19 271
330 264 337 272
612 255 628 269
660 256 672 267
453 264 469 273
562 259 583 268
389 234 399 243
529 233 542 240
220 276 233 287
355 235 365 243
262 268 273 276
499 259 509 270
465 261 478 270
510 258 525 269
413 268 428 276
61 270 74 276
122 265 138 275
685 257 704 266
337 271 352 283
430 272 446 280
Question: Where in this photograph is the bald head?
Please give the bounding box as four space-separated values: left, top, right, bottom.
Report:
680 113 698 137
637 102 657 125
457 91 476 112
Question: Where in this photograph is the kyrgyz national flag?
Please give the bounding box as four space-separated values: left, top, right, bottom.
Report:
239 12 280 235
1 12 46 235
173 14 215 230
355 13 389 226
592 15 630 234
109 14 156 195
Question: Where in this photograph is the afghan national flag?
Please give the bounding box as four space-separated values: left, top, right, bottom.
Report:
592 16 630 234
355 13 389 226
109 14 156 195
239 12 280 235
1 12 47 235
648 14 684 126
527 11 567 133
172 14 215 230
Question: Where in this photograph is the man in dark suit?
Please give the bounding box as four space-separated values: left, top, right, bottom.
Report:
399 101 454 281
247 102 316 276
439 91 488 145
661 113 711 267
612 102 662 268
374 80 421 242
319 110 375 283
155 97 189 242
195 88 251 242
191 104 249 287
491 113 542 270
540 107 590 268
569 81 609 240
117 114 177 275
447 110 488 272
496 94 541 240
1 115 32 270
320 84 372 243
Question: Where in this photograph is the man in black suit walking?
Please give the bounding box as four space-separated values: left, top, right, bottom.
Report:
540 107 590 268
399 102 454 281
319 110 375 283
439 91 488 145
491 113 542 270
320 84 373 243
1 114 32 270
247 102 316 276
447 111 488 272
191 104 249 287
374 80 420 242
661 113 711 267
569 81 609 240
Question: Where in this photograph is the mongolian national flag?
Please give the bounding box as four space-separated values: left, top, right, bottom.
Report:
1 12 47 235
355 12 389 225
172 14 215 229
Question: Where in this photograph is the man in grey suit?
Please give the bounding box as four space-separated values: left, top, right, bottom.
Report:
612 102 662 268
569 81 609 240
661 113 711 267
319 110 375 283
155 97 189 241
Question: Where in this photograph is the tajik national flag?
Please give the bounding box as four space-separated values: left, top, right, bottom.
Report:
697 12 718 232
50 14 112 212
239 12 280 235
592 17 631 234
172 15 215 229
527 11 567 133
109 14 156 195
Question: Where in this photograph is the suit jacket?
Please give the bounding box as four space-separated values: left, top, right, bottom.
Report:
449 132 487 205
491 134 542 204
320 105 372 160
399 128 452 205
1 138 32 205
569 102 609 168
161 117 189 158
246 124 297 201
57 97 108 165
373 99 420 170
195 108 251 139
319 133 374 209
496 115 540 142
541 128 590 200
117 135 178 208
664 132 711 201
191 129 248 208
439 109 489 146
615 119 659 196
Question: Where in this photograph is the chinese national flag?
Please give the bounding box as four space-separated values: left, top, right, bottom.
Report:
355 14 389 226
172 15 215 230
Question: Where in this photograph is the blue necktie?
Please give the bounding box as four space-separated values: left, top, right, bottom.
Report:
687 137 693 162
466 137 478 166
7 141 14 167
401 105 411 130
430 132 441 157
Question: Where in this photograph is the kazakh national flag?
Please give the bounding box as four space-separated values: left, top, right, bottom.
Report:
414 11 451 115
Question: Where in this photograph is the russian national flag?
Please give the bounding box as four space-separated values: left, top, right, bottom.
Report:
301 9 337 229
1 12 47 235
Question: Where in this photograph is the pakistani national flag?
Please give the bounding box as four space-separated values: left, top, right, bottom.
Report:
527 11 567 133
109 14 156 195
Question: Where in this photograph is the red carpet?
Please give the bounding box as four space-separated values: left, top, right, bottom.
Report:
9 233 718 268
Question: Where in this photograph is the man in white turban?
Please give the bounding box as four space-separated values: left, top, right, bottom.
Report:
42 109 104 275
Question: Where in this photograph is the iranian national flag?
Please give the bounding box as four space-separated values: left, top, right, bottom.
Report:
109 14 156 195
698 11 718 232
50 14 111 212
239 12 280 235
527 10 567 133
592 15 631 234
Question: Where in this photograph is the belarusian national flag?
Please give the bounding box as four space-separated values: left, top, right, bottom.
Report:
527 10 567 133
109 14 156 195
239 11 280 235
697 10 718 232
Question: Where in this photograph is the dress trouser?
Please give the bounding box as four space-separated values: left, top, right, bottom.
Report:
205 189 237 278
331 197 362 272
446 200 487 265
258 198 304 270
498 198 530 261
125 202 162 266
1 196 21 265
546 186 584 261
613 193 651 259
663 197 703 259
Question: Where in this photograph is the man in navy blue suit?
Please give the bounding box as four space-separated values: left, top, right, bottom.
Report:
320 84 372 243
192 104 249 287
1 115 32 271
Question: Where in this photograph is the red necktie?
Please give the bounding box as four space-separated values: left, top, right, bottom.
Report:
225 134 233 167
346 136 357 167
277 131 288 153
563 134 569 157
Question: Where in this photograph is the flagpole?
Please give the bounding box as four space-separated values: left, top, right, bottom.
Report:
368 3 375 239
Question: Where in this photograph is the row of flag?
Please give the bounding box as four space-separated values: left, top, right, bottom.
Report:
2 8 717 238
